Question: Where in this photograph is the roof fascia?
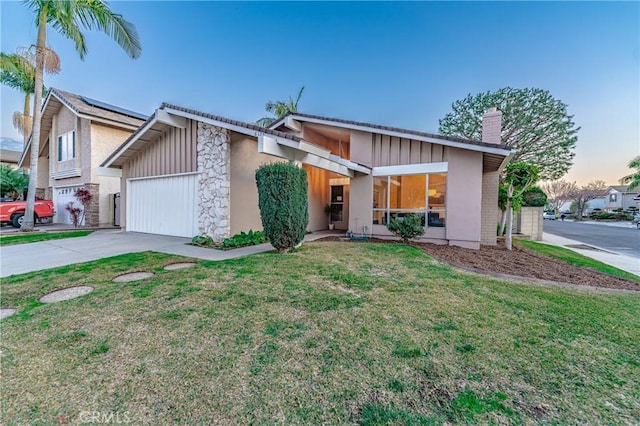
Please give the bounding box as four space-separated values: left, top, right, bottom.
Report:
285 114 513 156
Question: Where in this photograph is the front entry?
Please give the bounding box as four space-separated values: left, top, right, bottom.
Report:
329 180 349 230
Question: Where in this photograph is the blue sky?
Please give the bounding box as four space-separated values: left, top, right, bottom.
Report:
1 1 638 185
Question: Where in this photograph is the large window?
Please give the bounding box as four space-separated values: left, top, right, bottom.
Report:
57 131 75 162
373 173 447 227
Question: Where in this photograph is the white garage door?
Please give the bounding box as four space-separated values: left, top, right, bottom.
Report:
55 186 84 225
127 173 199 238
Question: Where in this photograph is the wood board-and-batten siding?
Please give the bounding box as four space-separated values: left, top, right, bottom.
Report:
371 134 447 167
123 119 198 178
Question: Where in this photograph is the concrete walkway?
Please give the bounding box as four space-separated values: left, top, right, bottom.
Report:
0 229 346 278
542 232 640 277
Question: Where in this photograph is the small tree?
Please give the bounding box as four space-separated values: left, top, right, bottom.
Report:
567 181 607 220
540 179 574 215
0 164 29 199
65 187 93 227
522 186 548 207
503 163 540 250
255 162 309 253
386 214 425 243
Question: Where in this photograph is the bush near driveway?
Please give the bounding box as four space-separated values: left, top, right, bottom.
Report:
255 162 308 253
1 243 639 424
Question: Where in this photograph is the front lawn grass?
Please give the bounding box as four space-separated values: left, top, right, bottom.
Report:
0 230 92 246
516 239 640 283
2 243 639 424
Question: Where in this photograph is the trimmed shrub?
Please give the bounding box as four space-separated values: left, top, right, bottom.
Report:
386 214 425 243
221 230 267 249
191 235 214 247
255 162 309 253
522 186 548 207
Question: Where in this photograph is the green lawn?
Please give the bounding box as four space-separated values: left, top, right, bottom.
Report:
0 230 92 246
516 239 640 283
1 242 639 424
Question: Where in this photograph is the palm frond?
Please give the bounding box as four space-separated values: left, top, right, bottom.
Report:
256 117 276 127
74 0 142 59
12 111 33 136
50 5 88 59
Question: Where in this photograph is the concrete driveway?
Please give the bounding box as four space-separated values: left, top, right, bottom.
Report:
0 230 275 278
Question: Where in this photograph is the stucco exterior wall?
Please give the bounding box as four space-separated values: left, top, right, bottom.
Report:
349 174 373 235
445 147 483 249
350 130 372 167
37 156 49 189
90 124 134 179
304 165 331 231
91 124 135 225
229 135 278 235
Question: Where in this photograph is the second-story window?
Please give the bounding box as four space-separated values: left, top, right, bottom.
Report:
58 131 76 162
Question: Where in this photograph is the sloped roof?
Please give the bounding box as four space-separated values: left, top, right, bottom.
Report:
49 88 147 127
270 112 513 152
101 103 304 168
0 149 21 164
609 185 630 193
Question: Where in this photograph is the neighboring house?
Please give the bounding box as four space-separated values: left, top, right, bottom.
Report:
18 88 146 226
558 196 606 216
102 104 512 249
604 186 639 211
1 149 21 167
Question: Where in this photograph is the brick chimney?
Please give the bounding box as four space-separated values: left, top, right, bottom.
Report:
482 107 502 144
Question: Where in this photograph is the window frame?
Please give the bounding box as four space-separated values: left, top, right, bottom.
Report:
57 130 76 162
372 173 447 227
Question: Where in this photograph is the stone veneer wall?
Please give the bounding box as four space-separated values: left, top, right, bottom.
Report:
197 123 230 242
84 183 100 227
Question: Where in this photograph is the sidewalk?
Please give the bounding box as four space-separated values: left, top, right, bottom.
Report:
569 220 637 229
542 232 640 277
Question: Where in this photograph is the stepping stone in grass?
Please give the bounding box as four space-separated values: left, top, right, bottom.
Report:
39 286 94 303
113 272 154 282
0 308 17 319
163 262 196 271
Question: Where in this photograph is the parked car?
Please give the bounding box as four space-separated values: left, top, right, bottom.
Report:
0 200 55 228
543 211 556 220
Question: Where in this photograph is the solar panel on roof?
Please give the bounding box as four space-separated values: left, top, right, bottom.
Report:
79 96 147 120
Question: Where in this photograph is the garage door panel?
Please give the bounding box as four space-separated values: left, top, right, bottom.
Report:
127 174 198 238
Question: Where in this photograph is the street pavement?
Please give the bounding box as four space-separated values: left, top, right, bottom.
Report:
543 220 640 259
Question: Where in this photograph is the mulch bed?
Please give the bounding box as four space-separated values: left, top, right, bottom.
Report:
313 237 639 292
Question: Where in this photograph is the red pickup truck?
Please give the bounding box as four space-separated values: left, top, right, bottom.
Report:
0 200 55 228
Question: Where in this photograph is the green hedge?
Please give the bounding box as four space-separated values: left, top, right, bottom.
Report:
255 162 309 253
522 186 548 207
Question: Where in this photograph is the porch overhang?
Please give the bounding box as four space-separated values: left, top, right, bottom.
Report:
257 135 371 177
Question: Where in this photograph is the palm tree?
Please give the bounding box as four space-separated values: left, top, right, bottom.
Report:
620 156 640 190
21 0 141 232
257 86 305 127
0 46 60 147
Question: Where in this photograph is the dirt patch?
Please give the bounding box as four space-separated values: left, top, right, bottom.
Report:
164 262 197 271
312 237 639 292
113 272 154 283
39 286 94 303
